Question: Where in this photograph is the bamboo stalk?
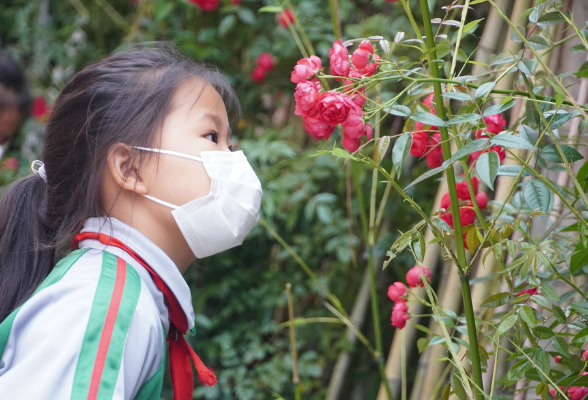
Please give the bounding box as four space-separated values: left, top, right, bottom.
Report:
471 0 511 76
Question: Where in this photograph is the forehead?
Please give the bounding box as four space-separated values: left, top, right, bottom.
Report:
173 79 228 122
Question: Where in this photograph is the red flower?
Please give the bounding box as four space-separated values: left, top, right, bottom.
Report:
342 105 369 138
516 287 538 297
343 70 366 108
468 146 506 164
484 113 507 135
329 39 350 80
1 157 18 171
568 387 588 400
32 96 50 122
303 115 335 140
294 79 321 117
188 0 220 11
582 349 588 361
406 265 431 288
387 282 407 302
257 53 275 71
440 211 454 228
475 192 488 209
351 41 374 70
425 132 444 168
277 9 295 28
291 56 322 83
423 93 434 109
555 355 562 363
440 192 451 210
250 66 267 83
391 300 410 329
410 132 429 157
460 202 476 226
342 135 361 152
456 176 479 201
315 91 355 125
361 54 381 77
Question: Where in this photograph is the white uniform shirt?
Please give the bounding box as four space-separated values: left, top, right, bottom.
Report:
0 216 196 399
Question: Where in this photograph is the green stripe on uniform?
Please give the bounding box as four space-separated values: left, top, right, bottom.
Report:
0 248 90 357
95 256 141 399
70 251 141 400
133 324 167 400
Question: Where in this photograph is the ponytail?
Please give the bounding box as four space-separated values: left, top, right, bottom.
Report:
0 174 55 321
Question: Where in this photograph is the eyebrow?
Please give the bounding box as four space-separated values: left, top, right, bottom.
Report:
203 112 232 136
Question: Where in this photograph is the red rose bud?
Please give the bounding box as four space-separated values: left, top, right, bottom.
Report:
257 53 275 71
277 9 294 28
475 192 488 209
387 282 407 302
391 300 409 329
251 66 267 83
406 265 431 288
555 356 562 363
351 41 374 70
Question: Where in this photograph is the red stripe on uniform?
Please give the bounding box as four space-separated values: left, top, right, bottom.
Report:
86 256 127 400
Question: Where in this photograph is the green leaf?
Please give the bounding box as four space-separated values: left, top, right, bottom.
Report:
495 314 518 337
451 372 468 400
447 113 482 125
483 99 517 117
257 5 282 13
539 144 584 163
518 59 535 76
524 180 552 213
405 164 446 190
447 139 490 164
237 8 256 25
520 305 536 325
410 111 447 127
373 136 391 165
535 348 551 381
490 134 535 150
551 305 567 325
481 292 512 308
541 285 560 302
392 132 412 173
218 15 237 37
442 92 471 101
528 35 550 50
476 151 500 190
572 326 588 344
574 61 588 78
576 159 588 194
553 336 569 359
510 25 526 43
332 148 358 160
387 105 411 117
570 242 588 275
490 55 515 66
570 301 588 316
154 2 175 21
558 375 588 387
497 165 531 177
570 44 586 53
532 326 554 340
461 18 484 38
537 12 565 27
543 110 572 130
520 125 539 145
475 82 496 99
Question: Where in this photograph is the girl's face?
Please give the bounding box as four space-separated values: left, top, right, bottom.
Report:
105 79 233 271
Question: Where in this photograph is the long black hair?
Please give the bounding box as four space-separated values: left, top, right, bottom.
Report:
0 43 241 321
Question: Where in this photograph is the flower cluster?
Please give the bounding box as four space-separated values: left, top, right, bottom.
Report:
387 265 431 329
410 94 444 168
468 113 507 163
293 40 380 151
550 372 588 400
438 175 488 249
251 53 275 83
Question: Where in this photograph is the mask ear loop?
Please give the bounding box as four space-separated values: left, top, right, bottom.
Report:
132 146 204 162
143 195 180 210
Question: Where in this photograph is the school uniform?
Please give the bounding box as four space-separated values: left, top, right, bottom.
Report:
0 216 203 399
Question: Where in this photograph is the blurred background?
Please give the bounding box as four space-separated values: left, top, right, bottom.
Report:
2 1 585 399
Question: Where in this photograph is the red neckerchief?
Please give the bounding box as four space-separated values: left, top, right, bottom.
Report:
71 232 217 399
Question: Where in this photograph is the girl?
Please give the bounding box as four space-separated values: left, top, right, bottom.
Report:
0 43 262 400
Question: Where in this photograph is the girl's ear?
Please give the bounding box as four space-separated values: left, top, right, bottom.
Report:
106 143 148 195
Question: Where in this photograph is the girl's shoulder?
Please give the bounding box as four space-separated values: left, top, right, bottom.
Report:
0 248 165 400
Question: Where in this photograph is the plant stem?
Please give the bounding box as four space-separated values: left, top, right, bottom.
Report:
418 0 485 397
286 283 302 400
327 0 341 40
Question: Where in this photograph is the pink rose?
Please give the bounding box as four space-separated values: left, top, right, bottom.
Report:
425 132 444 168
303 115 335 140
342 106 367 139
475 192 488 209
188 0 220 11
352 41 374 70
406 265 431 288
365 123 372 141
251 66 267 83
342 135 361 152
387 282 407 302
291 56 322 83
391 300 410 329
294 79 321 117
277 9 294 27
484 113 507 134
410 132 429 157
257 52 275 71
361 54 381 77
582 349 588 361
329 39 350 80
315 91 355 125
568 387 588 400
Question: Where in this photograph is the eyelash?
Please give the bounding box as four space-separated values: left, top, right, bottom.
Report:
205 131 233 151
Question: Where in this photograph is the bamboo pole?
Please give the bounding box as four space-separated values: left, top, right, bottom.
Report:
471 0 511 76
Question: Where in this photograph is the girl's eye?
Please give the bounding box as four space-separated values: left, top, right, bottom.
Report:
204 132 218 143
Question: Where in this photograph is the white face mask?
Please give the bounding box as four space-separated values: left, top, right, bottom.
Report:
132 146 263 259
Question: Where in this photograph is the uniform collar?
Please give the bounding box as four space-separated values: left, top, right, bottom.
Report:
78 216 195 330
